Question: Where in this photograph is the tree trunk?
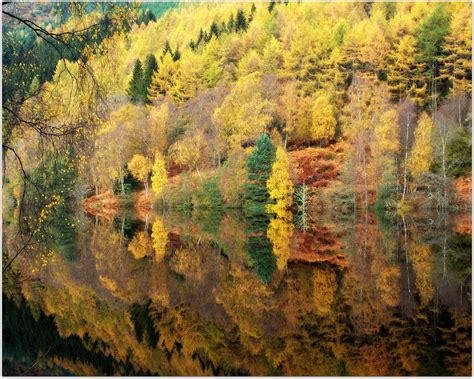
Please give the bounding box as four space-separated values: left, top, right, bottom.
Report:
401 114 410 200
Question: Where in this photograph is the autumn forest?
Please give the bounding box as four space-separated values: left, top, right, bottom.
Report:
2 1 472 376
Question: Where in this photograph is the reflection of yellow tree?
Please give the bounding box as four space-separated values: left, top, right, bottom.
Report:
312 267 337 316
151 218 168 263
266 146 294 271
410 243 434 305
377 266 400 308
128 231 153 259
216 266 275 350
169 247 202 280
267 216 294 271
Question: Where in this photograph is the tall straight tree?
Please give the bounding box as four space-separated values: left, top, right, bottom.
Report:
416 4 450 108
127 59 145 103
438 3 472 95
245 133 276 217
143 54 158 103
387 35 426 105
235 9 248 32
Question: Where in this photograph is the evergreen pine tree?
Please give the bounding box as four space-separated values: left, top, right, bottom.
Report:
244 133 276 214
220 21 227 34
210 21 219 38
235 9 248 32
251 3 257 14
244 133 277 284
196 28 204 47
161 40 172 61
127 59 145 103
248 3 256 23
416 4 450 100
143 54 158 103
172 48 181 61
268 0 276 14
227 13 235 32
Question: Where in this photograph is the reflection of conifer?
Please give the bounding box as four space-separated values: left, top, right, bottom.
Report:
248 235 276 284
244 134 277 284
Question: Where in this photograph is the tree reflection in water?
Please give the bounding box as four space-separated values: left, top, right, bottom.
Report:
2 209 471 376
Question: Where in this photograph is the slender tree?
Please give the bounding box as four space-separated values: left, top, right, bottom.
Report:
143 54 158 103
127 59 145 103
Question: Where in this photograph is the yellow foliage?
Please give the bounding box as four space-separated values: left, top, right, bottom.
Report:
168 132 203 170
128 154 151 183
266 147 294 218
312 268 337 316
439 3 472 95
151 218 168 263
237 49 262 78
311 94 336 144
213 73 272 152
376 109 400 155
128 231 152 259
262 37 283 73
148 103 169 155
267 217 294 271
151 155 168 196
409 112 433 180
387 35 426 103
410 243 434 305
148 53 179 100
377 266 401 307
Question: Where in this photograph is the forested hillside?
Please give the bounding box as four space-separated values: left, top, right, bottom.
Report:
2 3 472 376
3 1 472 259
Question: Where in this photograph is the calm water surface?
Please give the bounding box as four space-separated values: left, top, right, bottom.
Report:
3 209 472 376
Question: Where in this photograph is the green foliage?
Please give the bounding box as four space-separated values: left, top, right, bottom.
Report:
247 235 276 284
235 9 248 32
246 134 276 184
416 5 450 73
194 177 224 210
268 1 276 14
244 134 276 213
27 149 79 262
143 54 158 103
446 128 472 177
375 182 399 212
163 172 194 210
127 59 145 103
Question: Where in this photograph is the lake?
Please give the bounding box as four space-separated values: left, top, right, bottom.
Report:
3 208 472 376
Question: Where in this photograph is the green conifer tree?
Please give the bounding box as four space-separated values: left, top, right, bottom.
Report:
127 59 145 103
172 48 181 62
143 54 158 103
161 40 172 61
227 13 235 32
235 9 248 32
244 133 276 215
210 21 219 38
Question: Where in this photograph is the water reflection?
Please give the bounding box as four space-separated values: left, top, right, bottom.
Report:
3 209 471 376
